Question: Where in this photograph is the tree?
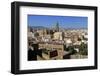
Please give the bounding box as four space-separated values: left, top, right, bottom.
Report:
65 46 77 54
79 42 88 55
34 32 39 37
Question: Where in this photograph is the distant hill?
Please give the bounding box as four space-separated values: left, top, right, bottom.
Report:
29 26 49 30
28 26 87 30
64 27 88 30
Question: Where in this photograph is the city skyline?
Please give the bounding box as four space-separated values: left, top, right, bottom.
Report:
28 15 88 29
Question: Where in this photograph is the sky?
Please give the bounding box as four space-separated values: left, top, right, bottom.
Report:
28 15 88 29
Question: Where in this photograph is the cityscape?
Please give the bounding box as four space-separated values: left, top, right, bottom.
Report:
28 15 88 61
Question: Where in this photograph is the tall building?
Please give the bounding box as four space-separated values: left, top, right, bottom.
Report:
53 32 64 40
37 29 47 37
52 22 60 32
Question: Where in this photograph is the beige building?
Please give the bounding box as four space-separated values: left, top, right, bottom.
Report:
37 42 65 60
37 29 48 37
53 32 64 40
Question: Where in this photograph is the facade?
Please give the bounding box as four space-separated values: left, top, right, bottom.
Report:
37 42 65 60
53 32 64 40
37 29 48 37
